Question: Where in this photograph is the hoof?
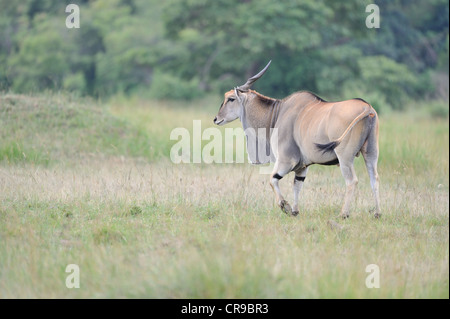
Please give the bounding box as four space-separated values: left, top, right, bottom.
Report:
370 207 381 218
291 210 299 217
279 200 292 215
339 213 349 219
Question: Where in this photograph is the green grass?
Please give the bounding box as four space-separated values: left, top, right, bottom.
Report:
0 94 154 165
0 94 448 298
0 141 50 165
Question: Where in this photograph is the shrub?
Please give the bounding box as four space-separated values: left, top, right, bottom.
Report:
149 71 203 100
428 100 449 119
343 56 421 110
341 86 391 115
63 72 86 94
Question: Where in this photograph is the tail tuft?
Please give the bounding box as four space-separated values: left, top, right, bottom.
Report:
315 141 339 154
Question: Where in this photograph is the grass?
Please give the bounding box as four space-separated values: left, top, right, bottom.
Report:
0 94 448 298
0 93 154 165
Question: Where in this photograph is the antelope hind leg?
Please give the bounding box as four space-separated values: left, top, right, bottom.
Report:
338 161 358 219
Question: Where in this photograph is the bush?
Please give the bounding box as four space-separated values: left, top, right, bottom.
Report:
149 71 203 100
341 86 391 115
342 56 421 110
63 72 86 94
428 100 449 119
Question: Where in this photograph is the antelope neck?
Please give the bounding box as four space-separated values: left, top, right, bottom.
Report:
240 93 281 135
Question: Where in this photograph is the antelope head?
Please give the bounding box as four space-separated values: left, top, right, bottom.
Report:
213 60 271 126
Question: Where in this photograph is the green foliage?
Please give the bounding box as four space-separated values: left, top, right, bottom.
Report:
162 0 370 98
63 72 86 93
8 18 73 92
148 71 203 100
0 0 447 109
342 86 390 115
341 56 420 110
0 141 50 165
427 100 449 119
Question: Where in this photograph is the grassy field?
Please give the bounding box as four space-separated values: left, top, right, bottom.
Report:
0 94 448 298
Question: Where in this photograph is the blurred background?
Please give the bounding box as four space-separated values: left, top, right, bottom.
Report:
0 0 448 114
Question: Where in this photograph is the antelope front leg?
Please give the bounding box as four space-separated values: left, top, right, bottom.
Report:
270 162 294 215
270 173 291 215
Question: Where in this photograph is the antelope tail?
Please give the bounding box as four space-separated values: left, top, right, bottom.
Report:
315 107 375 154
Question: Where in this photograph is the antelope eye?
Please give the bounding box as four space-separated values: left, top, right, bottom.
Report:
228 98 235 102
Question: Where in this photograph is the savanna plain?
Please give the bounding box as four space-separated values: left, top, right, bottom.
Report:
0 94 448 298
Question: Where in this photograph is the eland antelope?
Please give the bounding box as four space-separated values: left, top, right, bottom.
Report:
213 61 381 218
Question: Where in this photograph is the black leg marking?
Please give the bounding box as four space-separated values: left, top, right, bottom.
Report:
295 176 305 182
273 173 283 180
